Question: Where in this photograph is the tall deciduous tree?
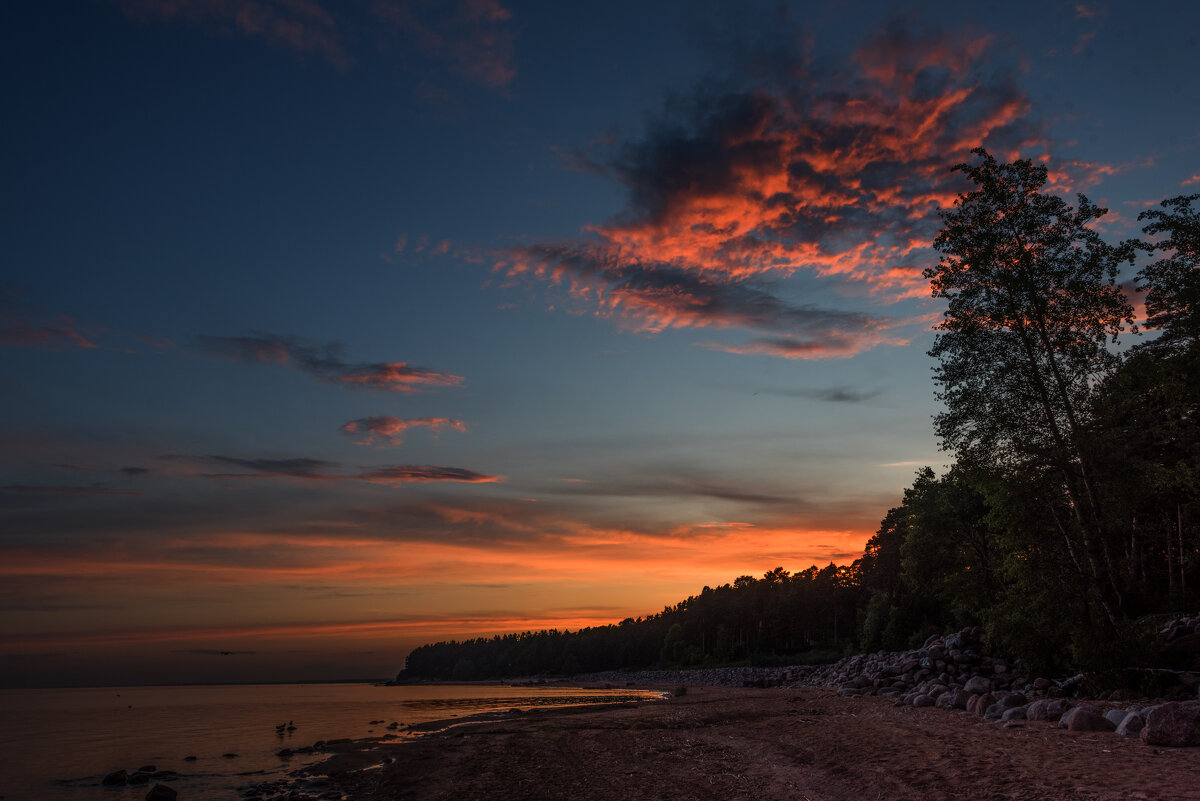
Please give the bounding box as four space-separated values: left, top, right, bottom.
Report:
925 148 1135 626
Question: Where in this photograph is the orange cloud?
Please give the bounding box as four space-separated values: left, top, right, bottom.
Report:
341 416 469 446
498 22 1053 357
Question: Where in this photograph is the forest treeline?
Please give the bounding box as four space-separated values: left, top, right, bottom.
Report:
401 152 1198 684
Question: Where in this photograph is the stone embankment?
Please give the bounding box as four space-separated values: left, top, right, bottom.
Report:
581 617 1200 747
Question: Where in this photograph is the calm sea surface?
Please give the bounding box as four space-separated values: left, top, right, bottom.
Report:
0 682 662 801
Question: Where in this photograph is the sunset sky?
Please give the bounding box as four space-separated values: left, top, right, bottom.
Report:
3 0 1198 687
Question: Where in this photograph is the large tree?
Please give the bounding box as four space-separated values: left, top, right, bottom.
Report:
924 148 1135 626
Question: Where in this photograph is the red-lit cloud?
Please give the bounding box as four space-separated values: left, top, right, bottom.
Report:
194 333 464 392
341 416 468 446
356 465 502 485
496 21 1116 358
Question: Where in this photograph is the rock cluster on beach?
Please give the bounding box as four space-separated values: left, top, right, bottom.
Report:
781 626 1200 746
582 621 1200 747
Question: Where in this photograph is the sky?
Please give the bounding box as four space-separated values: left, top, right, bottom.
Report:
2 0 1198 688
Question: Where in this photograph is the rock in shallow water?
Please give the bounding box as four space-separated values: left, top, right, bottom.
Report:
101 770 127 786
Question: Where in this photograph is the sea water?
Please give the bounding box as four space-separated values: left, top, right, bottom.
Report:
0 682 661 801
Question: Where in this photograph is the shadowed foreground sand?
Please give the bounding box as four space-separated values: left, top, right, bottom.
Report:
309 687 1200 801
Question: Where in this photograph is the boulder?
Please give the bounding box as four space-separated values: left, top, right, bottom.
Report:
1140 701 1200 747
936 689 970 711
1105 709 1128 728
997 692 1028 709
145 785 178 801
1060 704 1116 732
1001 705 1027 721
967 692 996 716
913 694 934 707
1026 698 1070 722
963 676 993 695
129 772 152 785
1116 711 1145 737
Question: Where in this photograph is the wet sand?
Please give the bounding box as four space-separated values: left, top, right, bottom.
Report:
302 686 1200 801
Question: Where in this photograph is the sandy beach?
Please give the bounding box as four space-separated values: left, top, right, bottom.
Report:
278 686 1200 801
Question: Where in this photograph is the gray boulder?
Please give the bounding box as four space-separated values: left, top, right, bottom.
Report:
1026 698 1070 722
963 675 992 694
1001 705 1027 721
1060 704 1116 732
1140 701 1200 747
936 689 970 710
1105 709 1128 728
1116 711 1145 737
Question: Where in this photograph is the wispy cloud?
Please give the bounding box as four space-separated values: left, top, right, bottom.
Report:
193 333 464 392
109 0 518 93
0 484 139 497
370 0 517 89
163 454 499 486
198 456 343 480
1 290 98 350
757 386 882 403
341 416 468 446
111 0 351 69
356 465 502 485
503 246 912 359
